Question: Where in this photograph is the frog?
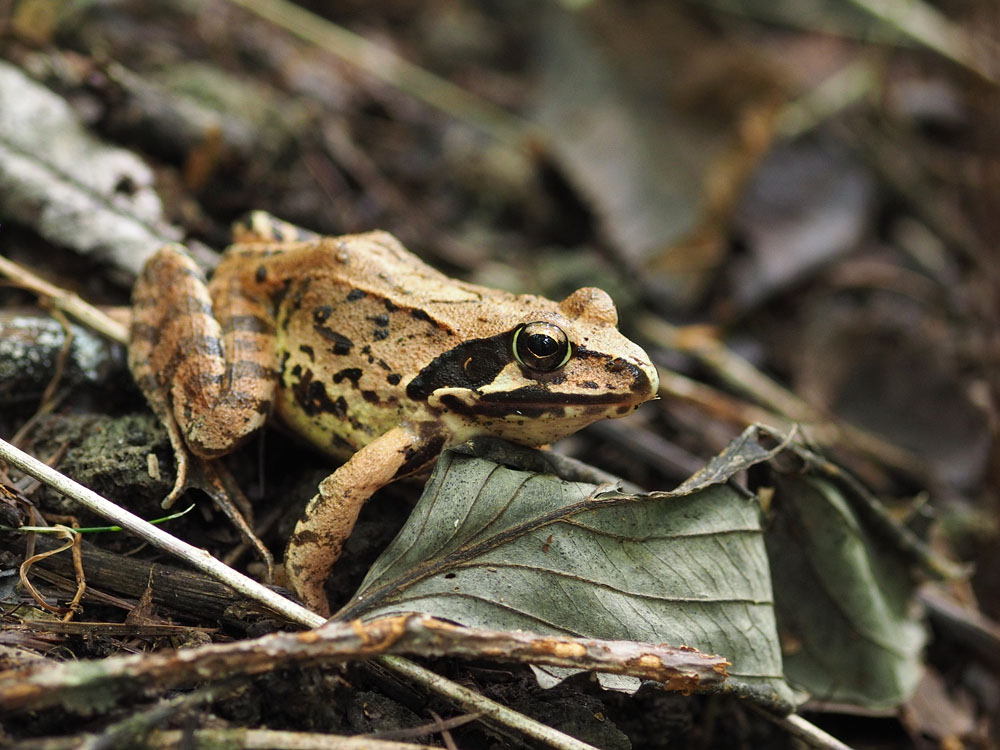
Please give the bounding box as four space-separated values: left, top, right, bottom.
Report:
129 213 659 616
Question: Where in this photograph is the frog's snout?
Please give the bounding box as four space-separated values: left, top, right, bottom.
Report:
625 351 659 405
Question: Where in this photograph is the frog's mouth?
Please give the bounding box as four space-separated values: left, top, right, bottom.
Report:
440 359 655 417
439 389 641 421
480 386 637 406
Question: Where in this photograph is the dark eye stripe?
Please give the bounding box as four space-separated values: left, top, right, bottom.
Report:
406 331 513 400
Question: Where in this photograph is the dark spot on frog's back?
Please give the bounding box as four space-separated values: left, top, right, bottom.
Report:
346 288 366 302
283 277 308 313
291 368 340 417
299 344 314 361
387 373 401 386
325 333 353 356
333 368 363 386
312 306 353 354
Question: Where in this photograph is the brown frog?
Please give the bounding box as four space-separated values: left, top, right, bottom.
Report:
130 213 659 615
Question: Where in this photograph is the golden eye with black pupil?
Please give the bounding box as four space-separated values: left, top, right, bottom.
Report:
512 322 571 372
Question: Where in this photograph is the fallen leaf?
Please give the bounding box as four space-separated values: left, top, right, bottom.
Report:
763 473 927 709
336 439 799 710
727 142 877 311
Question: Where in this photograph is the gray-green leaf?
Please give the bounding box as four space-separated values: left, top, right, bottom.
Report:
765 473 926 708
336 443 798 711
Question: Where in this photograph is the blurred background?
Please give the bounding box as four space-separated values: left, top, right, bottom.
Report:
1 1 998 748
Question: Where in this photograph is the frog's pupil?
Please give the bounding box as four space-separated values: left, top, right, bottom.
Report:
527 333 558 357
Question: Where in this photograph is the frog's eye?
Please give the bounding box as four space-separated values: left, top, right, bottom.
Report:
512 322 572 372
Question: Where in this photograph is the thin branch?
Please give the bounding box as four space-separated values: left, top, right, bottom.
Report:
380 655 600 750
0 436 317 626
749 705 859 750
0 254 129 344
1 613 726 715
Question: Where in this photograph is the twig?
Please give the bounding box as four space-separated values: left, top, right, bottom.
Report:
365 712 480 743
0 613 725 716
380 655 598 750
0 254 129 344
777 57 880 140
749 705 858 750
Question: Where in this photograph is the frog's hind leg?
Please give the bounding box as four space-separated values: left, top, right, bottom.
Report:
232 211 319 244
130 243 280 569
131 245 279 458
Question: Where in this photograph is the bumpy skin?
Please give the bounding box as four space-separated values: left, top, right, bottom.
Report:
129 214 659 616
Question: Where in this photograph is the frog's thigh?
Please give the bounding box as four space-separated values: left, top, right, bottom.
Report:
131 244 279 459
284 426 422 616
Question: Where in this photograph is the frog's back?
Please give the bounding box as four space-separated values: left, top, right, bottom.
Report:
237 233 488 459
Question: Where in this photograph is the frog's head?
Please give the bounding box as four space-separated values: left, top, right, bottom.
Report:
406 287 659 446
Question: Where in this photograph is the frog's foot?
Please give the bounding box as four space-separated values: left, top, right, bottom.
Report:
194 459 275 583
159 407 190 510
285 426 433 617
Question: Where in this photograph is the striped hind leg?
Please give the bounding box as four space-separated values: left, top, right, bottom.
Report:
130 243 280 507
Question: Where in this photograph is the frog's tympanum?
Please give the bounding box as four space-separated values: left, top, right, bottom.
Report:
130 214 659 615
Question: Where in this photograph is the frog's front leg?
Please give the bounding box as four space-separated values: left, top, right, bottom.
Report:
130 244 281 501
285 424 443 616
